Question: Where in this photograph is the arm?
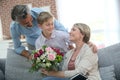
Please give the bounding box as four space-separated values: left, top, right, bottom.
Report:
10 22 31 59
41 69 65 78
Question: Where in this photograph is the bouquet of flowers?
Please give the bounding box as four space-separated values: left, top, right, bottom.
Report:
29 45 64 72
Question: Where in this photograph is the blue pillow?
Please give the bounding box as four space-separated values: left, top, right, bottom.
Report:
99 65 116 80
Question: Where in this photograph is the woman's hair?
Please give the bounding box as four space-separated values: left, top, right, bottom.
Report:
11 5 30 21
73 23 91 43
37 12 53 25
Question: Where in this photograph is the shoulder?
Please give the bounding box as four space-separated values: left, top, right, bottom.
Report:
36 33 44 42
83 43 90 50
31 8 44 19
31 7 44 12
36 34 42 41
10 21 20 30
82 44 94 55
83 43 98 59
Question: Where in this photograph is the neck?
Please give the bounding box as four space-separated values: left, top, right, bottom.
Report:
42 31 51 39
75 41 84 51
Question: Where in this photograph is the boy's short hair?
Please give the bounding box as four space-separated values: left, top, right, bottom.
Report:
37 12 53 25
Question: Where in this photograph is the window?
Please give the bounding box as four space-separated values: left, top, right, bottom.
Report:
56 0 120 48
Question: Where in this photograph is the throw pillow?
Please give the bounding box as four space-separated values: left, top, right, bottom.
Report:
99 65 116 80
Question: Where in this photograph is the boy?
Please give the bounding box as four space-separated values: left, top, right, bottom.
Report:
35 12 73 54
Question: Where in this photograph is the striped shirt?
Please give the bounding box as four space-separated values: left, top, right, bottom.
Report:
35 30 72 54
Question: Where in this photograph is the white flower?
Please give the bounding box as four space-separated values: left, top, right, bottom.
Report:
46 63 51 67
40 54 46 59
36 57 41 63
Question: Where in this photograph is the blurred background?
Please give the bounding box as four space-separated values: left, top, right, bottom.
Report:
0 0 120 58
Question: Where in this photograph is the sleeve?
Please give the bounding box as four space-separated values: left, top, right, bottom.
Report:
10 22 25 54
54 19 68 32
31 8 44 14
64 48 98 77
30 8 45 19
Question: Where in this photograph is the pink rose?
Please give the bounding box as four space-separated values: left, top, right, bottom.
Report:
47 53 56 61
46 47 53 52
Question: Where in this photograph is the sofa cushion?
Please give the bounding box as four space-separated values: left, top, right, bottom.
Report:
5 48 43 80
99 65 116 80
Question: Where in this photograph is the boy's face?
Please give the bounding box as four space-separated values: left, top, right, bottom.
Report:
40 18 54 36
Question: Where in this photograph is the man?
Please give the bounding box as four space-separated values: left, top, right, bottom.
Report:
10 5 67 59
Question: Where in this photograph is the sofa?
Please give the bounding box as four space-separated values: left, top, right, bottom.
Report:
5 43 120 80
98 43 120 80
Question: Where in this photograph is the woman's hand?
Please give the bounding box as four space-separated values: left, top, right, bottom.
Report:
41 68 65 77
41 68 49 75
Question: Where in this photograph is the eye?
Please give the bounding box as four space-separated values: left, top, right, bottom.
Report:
72 28 76 31
51 23 53 26
45 23 49 26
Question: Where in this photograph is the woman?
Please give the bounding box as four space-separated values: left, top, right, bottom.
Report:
41 23 101 80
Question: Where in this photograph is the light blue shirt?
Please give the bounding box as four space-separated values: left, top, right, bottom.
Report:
10 8 67 54
35 30 72 54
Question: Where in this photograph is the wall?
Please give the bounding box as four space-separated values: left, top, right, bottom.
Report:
0 17 3 40
0 0 57 40
56 0 120 48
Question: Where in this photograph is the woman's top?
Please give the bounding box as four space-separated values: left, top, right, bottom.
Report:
68 58 75 70
62 43 101 80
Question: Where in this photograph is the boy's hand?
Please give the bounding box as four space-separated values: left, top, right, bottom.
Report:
88 42 98 53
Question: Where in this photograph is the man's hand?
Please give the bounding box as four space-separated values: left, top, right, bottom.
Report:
87 42 98 53
28 55 32 60
21 50 32 59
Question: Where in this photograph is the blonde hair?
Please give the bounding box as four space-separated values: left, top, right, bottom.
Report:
37 12 53 25
73 23 90 43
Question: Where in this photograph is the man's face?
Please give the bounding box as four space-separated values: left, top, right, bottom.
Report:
19 14 33 27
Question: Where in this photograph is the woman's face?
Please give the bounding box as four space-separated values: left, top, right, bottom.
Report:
69 26 84 42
